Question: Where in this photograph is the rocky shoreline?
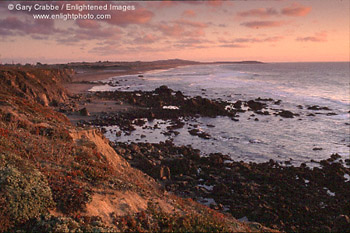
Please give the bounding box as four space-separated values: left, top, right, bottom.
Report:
112 141 350 232
65 85 339 137
60 84 350 232
3 66 280 232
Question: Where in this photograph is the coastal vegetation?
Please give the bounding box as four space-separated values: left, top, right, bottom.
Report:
0 66 275 232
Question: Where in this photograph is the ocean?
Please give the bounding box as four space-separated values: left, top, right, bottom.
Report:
90 62 350 166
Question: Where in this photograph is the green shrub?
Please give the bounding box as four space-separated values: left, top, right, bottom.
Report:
20 215 116 233
0 153 55 232
111 201 233 232
27 215 82 233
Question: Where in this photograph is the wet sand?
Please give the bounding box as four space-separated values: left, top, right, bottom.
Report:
63 68 169 123
64 70 127 94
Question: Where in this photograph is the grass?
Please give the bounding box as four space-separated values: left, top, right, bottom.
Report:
111 200 240 232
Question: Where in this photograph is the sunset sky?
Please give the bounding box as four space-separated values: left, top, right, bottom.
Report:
0 0 349 63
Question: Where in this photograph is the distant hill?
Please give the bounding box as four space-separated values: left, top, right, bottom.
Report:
210 61 264 64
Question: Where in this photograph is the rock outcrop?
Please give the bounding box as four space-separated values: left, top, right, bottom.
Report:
0 67 73 106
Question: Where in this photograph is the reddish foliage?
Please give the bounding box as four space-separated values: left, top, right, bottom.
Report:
46 171 91 214
0 128 9 137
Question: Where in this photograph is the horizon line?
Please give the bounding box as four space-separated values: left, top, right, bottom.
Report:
1 59 349 65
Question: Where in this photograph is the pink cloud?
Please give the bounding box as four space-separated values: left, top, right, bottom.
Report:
155 19 207 38
89 44 164 56
174 19 207 28
147 1 178 9
76 20 100 29
0 28 15 37
219 44 246 48
296 31 327 42
282 3 311 17
237 8 278 18
218 36 282 48
207 0 224 7
157 24 203 38
55 26 121 45
133 34 158 44
0 17 26 31
173 38 212 49
183 28 205 37
107 8 154 26
157 24 185 37
234 36 283 43
0 16 59 35
75 28 118 40
182 10 197 17
241 20 287 29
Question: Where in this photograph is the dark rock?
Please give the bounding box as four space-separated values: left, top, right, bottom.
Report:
175 91 184 99
255 97 273 102
307 105 331 111
247 100 265 111
326 112 337 116
130 144 140 153
255 110 270 115
213 183 229 196
159 166 171 180
345 159 350 166
79 107 89 116
234 100 242 109
167 120 185 130
162 131 172 136
208 153 224 166
155 85 172 95
332 215 350 232
318 225 331 232
188 129 210 139
133 119 146 126
163 158 196 176
115 131 122 137
330 153 341 161
274 100 282 105
278 110 295 118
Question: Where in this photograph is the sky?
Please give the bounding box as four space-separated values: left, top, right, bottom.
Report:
0 0 349 63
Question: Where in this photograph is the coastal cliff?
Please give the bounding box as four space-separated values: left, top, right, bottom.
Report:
0 67 275 232
0 67 73 106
